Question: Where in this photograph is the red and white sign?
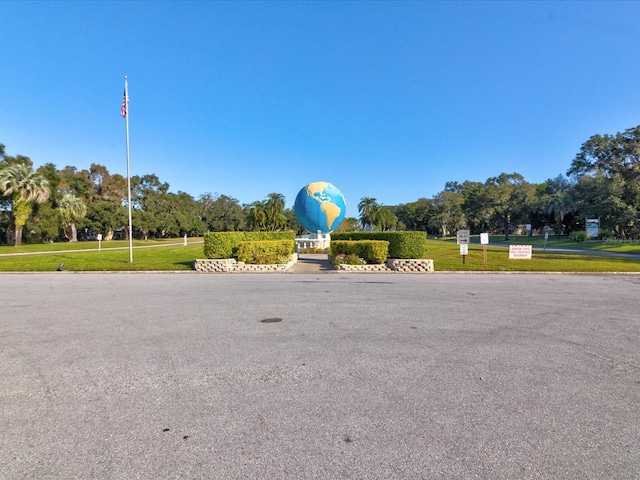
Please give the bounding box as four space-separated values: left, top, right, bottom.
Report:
509 245 532 259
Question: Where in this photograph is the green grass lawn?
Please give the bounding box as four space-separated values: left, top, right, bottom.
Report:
0 237 194 254
439 234 640 254
426 239 640 272
0 239 204 272
0 236 638 272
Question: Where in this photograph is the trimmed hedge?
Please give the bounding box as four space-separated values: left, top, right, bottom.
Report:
203 231 296 259
236 239 295 264
331 240 389 264
331 231 427 259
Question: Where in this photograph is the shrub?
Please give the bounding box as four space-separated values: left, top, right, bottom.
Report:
236 239 295 264
331 231 426 258
203 231 295 258
599 229 614 240
570 231 587 242
333 253 366 266
626 226 640 239
331 240 388 264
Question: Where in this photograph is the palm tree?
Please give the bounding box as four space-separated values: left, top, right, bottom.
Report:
547 192 575 239
246 200 268 231
59 194 87 242
0 163 50 246
358 197 379 230
372 206 398 231
265 192 286 231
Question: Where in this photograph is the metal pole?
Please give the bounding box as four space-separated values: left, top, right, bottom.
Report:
124 76 133 263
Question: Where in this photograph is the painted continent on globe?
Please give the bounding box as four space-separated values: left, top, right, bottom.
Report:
294 182 347 234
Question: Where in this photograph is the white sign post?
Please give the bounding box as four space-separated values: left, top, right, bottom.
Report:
480 233 489 265
457 229 470 245
457 230 470 264
97 233 103 252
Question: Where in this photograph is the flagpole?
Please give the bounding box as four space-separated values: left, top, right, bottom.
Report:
124 76 133 263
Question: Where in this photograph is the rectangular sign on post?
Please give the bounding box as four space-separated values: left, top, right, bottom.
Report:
480 233 489 265
509 245 532 259
460 244 468 255
457 229 470 245
586 218 599 239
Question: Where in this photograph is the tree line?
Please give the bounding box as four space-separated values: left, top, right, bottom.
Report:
377 125 639 240
1 124 639 245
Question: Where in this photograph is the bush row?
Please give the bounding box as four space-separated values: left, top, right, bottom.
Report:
331 231 427 259
330 240 389 264
236 240 295 264
203 231 296 259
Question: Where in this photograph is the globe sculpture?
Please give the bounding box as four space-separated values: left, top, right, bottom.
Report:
294 182 347 234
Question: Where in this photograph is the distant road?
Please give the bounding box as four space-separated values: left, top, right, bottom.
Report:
486 241 640 259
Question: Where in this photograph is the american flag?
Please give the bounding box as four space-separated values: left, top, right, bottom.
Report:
121 90 129 118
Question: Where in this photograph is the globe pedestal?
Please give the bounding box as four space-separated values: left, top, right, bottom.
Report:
295 232 331 252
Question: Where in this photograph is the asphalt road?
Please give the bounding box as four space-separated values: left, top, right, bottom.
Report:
1 273 639 479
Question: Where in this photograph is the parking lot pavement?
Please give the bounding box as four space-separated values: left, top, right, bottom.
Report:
1 273 639 479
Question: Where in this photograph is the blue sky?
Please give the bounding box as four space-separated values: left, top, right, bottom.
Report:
2 1 640 213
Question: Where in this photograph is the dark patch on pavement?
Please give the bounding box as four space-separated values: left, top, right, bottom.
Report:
261 317 282 323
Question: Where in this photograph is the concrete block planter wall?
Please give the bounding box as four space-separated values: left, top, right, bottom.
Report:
335 258 434 273
194 254 298 273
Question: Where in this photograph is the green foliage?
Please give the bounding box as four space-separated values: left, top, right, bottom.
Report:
570 231 588 242
358 197 378 230
332 231 426 258
244 193 288 232
330 240 389 264
236 239 295 264
0 162 51 245
431 189 465 236
26 202 62 243
59 194 87 242
394 199 433 233
83 199 127 239
568 125 640 238
203 231 295 258
599 229 614 240
332 217 361 233
626 225 640 239
199 193 245 232
332 253 366 266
